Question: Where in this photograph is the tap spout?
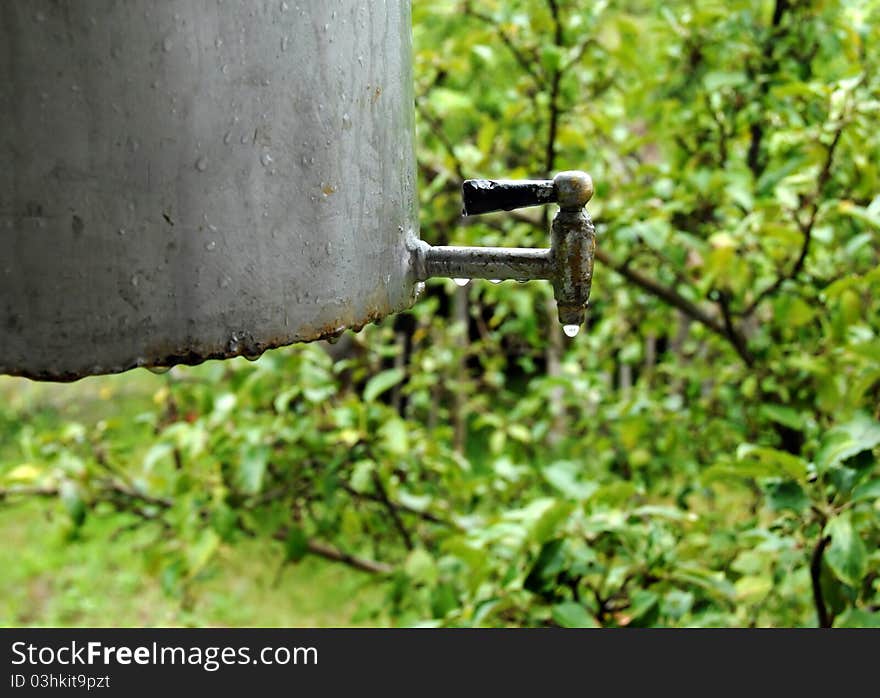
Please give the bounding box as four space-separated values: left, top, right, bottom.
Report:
413 170 596 332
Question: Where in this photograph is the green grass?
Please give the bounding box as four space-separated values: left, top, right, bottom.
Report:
0 501 384 627
0 369 386 628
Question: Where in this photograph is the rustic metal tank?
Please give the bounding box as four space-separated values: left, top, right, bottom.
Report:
0 0 596 381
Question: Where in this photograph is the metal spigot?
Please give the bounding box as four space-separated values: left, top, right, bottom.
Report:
412 171 596 334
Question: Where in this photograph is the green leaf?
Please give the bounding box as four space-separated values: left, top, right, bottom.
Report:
824 513 868 587
541 461 598 501
759 404 805 431
507 423 532 444
404 548 437 585
851 478 880 504
530 500 574 544
816 413 880 472
350 460 375 493
524 539 566 595
284 527 309 563
834 608 880 628
551 602 598 628
237 444 268 494
186 529 220 578
379 417 410 456
626 591 660 626
703 71 747 91
59 480 86 528
735 575 773 602
764 480 809 513
735 444 808 482
363 368 405 402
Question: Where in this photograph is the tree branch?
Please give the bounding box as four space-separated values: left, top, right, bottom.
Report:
341 482 459 529
416 100 467 183
742 124 844 316
463 3 545 85
371 472 414 550
595 248 754 365
746 0 790 178
811 534 832 628
543 0 565 177
272 529 393 575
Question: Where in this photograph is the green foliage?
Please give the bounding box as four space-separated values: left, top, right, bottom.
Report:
2 0 880 627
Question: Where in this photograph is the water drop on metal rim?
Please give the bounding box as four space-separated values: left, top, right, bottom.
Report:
147 365 171 374
562 324 580 338
453 278 469 287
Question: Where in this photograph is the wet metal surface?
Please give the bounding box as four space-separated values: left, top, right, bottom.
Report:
421 246 553 282
419 171 595 328
0 0 418 381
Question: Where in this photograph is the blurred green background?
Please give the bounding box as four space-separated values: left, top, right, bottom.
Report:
2 0 879 627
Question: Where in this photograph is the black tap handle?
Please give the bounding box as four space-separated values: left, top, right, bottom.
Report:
461 178 557 216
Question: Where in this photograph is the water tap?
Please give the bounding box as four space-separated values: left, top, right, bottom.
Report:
413 171 596 335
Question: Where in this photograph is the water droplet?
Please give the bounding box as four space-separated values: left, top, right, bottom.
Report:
147 365 170 375
162 36 173 52
223 131 232 145
260 152 273 167
453 278 469 287
244 352 261 362
281 36 289 52
195 156 208 172
489 279 501 284
205 240 216 251
342 113 351 129
130 273 140 287
215 36 224 48
563 324 580 338
221 63 230 74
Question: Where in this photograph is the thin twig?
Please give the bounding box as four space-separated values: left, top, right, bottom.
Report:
811 535 832 628
464 3 545 85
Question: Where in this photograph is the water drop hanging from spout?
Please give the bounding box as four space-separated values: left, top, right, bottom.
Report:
453 278 469 287
563 324 580 338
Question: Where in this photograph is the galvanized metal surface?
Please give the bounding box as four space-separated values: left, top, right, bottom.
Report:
0 0 418 381
420 246 553 282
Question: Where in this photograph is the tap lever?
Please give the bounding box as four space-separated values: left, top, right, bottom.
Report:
461 179 556 216
462 171 594 216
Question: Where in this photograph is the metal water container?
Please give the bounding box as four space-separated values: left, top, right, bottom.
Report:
1 1 596 381
1 0 418 380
